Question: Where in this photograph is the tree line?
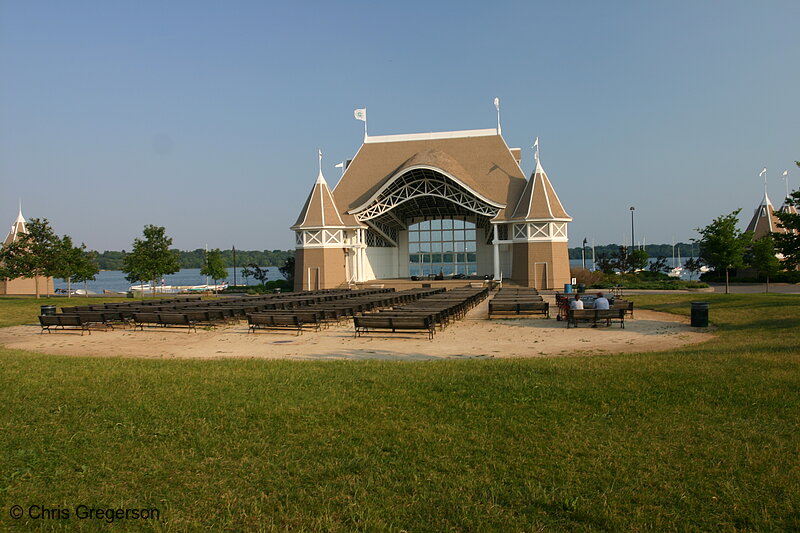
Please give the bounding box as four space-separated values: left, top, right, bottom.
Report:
568 243 696 260
0 221 296 298
93 248 293 270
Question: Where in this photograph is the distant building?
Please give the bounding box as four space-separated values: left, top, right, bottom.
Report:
291 127 572 290
0 207 55 295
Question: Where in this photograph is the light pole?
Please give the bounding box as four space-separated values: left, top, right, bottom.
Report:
630 206 636 250
582 238 587 270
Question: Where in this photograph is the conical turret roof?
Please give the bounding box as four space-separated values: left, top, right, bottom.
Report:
510 158 571 221
4 206 27 246
745 191 783 239
292 168 346 229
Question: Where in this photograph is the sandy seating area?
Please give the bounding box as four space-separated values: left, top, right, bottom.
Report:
0 298 712 361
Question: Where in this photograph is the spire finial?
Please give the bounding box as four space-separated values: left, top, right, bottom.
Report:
760 167 767 195
782 169 790 200
532 137 543 173
316 149 326 184
494 97 501 135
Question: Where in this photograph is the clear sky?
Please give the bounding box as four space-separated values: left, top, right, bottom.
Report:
2 1 799 251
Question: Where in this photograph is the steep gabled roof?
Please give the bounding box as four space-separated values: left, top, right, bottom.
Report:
4 207 27 246
291 169 346 229
745 191 783 239
331 130 528 221
510 158 571 220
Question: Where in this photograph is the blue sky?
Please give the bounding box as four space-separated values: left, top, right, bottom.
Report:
2 1 799 251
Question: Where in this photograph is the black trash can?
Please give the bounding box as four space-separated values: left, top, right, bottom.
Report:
40 305 56 316
690 302 709 327
577 283 586 293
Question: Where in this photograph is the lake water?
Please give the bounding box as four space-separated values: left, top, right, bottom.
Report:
57 258 698 293
55 267 285 294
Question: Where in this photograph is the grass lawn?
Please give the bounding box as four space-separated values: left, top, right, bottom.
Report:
0 294 798 531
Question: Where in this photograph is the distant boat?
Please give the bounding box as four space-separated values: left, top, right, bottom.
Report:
129 283 180 294
669 246 683 278
185 282 228 292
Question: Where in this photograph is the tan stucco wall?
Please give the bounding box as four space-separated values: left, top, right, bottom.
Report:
0 276 55 295
510 241 570 289
293 248 347 291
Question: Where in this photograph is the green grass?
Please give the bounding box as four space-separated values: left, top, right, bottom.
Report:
0 294 799 531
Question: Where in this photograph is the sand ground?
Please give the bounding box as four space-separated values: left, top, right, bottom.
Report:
0 299 712 361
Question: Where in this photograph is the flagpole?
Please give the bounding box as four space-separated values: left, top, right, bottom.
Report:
364 107 368 141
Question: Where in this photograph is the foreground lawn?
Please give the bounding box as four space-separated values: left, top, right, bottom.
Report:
0 294 798 531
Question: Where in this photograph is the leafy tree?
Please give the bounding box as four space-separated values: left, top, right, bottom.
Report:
628 249 649 272
240 266 254 286
55 236 99 298
694 210 752 294
200 248 228 293
121 225 180 296
0 218 63 298
746 234 781 293
594 253 615 274
648 256 670 274
279 256 295 287
683 257 703 281
246 263 269 285
774 180 800 269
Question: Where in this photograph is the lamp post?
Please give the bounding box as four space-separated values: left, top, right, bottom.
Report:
630 206 636 250
582 238 587 270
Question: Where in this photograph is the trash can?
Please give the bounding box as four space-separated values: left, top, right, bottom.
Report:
690 302 709 327
40 305 56 316
564 283 573 294
274 288 281 294
577 283 586 293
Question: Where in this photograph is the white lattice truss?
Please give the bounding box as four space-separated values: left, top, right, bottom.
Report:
296 229 345 248
352 173 501 222
510 222 569 241
364 219 398 247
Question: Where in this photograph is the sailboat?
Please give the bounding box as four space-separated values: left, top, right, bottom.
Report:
668 245 683 278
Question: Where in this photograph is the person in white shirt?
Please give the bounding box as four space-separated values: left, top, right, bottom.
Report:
594 292 610 310
569 294 584 310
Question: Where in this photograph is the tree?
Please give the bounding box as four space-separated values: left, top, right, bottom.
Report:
200 248 228 293
694 210 752 294
279 256 295 287
746 234 781 293
774 171 800 269
683 257 703 281
628 249 649 272
240 266 253 286
0 218 63 298
648 256 670 274
121 225 180 296
594 253 615 274
248 263 269 285
55 236 99 298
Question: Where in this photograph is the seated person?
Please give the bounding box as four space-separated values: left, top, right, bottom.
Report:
594 292 610 310
569 294 584 310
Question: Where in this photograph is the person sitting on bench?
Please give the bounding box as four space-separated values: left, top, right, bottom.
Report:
569 294 584 310
594 292 610 310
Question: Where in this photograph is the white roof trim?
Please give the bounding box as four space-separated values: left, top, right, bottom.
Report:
347 164 506 214
364 128 498 144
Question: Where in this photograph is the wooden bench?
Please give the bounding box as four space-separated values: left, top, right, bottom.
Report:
247 313 303 335
39 315 91 335
567 309 625 328
612 300 634 318
132 312 197 332
489 300 550 318
354 315 435 340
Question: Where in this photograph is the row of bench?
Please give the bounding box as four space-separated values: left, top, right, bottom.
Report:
353 288 490 339
488 288 549 318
